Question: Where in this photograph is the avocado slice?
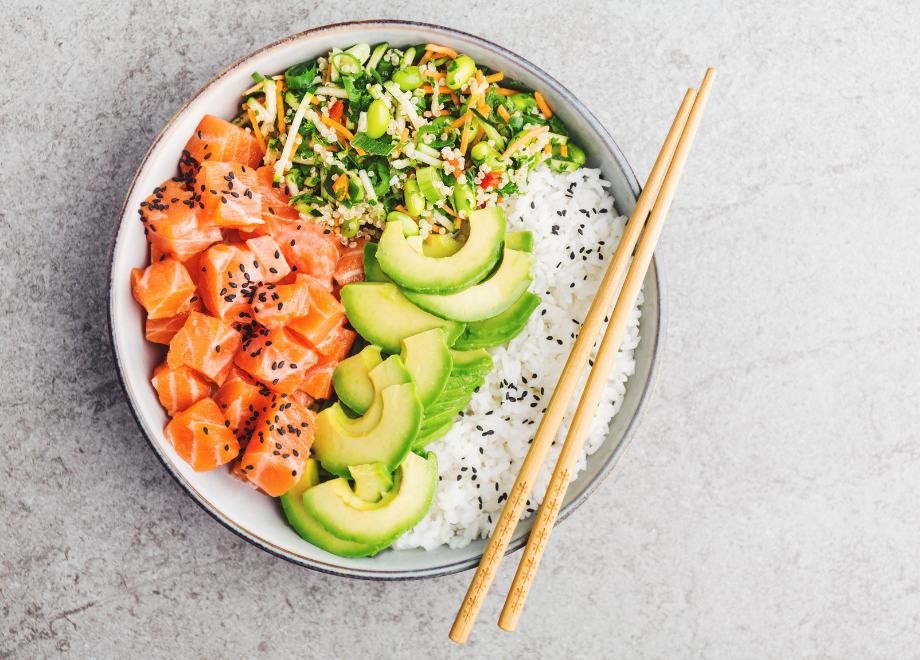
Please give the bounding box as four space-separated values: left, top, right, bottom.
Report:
421 394 473 430
403 249 535 322
349 463 394 503
338 355 413 435
332 345 383 415
363 242 393 283
376 207 506 294
341 283 465 354
280 460 385 558
411 419 454 449
304 450 438 545
440 373 486 398
506 231 533 253
422 234 463 258
312 382 422 478
400 329 453 409
448 348 494 377
453 292 541 350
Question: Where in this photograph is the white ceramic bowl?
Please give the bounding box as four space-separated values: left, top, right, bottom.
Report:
108 20 666 580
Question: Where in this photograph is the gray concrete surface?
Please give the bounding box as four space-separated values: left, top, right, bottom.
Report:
3 0 920 657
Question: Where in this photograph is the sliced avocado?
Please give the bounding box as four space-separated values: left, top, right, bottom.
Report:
440 373 486 398
338 355 413 435
304 450 438 545
363 242 393 283
422 234 464 258
332 345 383 415
506 231 533 253
341 283 465 354
411 419 453 449
280 460 384 558
424 391 475 417
312 382 422 478
376 207 506 294
448 348 494 376
453 292 541 350
349 463 394 503
421 394 473 430
400 329 452 409
403 249 535 322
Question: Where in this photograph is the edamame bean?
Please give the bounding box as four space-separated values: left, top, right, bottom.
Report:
446 55 476 90
392 66 424 91
387 211 420 236
365 99 391 139
340 218 360 238
509 93 537 112
404 179 426 216
553 142 587 166
452 182 476 217
471 141 499 163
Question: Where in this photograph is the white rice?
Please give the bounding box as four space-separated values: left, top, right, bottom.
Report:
393 166 643 550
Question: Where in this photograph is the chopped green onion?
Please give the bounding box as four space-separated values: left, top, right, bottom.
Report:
350 133 395 156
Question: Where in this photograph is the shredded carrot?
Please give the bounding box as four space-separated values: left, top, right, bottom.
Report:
496 194 503 203
310 96 322 105
418 50 434 66
493 88 518 96
425 44 459 59
426 233 434 245
401 128 410 143
544 143 552 156
419 84 434 94
534 91 553 118
395 205 419 221
499 125 549 161
242 80 265 95
244 104 266 154
276 83 286 134
451 113 469 129
498 105 511 123
477 103 490 116
441 203 460 218
320 116 355 141
485 72 503 83
475 70 485 87
459 112 475 153
438 85 460 105
324 144 340 152
424 70 446 80
325 62 331 84
560 143 568 158
332 173 348 198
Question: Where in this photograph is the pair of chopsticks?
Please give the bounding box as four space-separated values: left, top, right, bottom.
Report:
449 68 717 643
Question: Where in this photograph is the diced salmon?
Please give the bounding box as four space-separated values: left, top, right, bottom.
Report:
131 258 196 320
167 311 242 382
195 162 263 231
270 221 339 289
245 235 290 283
145 296 203 344
290 390 315 409
299 327 356 399
333 238 366 286
287 276 345 349
213 365 271 445
256 165 300 227
163 397 239 472
141 180 222 261
151 242 168 263
198 245 264 324
178 114 262 184
236 396 316 496
251 282 311 329
151 361 212 416
234 324 318 394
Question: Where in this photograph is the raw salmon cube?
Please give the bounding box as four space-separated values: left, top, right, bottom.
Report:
234 325 318 394
256 165 300 227
299 328 356 400
333 238 366 286
245 235 290 283
237 396 316 496
213 365 271 445
270 221 339 289
198 245 264 324
251 282 311 329
178 114 262 183
164 398 239 472
196 161 263 231
167 311 242 382
151 361 212 416
131 258 196 320
141 179 221 261
287 276 345 348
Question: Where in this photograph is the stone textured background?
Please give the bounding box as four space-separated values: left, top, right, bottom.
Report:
3 1 920 657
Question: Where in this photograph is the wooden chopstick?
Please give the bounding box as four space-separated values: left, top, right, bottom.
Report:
498 68 717 632
449 82 701 645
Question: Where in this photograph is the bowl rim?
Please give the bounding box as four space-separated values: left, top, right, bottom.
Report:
107 19 667 581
